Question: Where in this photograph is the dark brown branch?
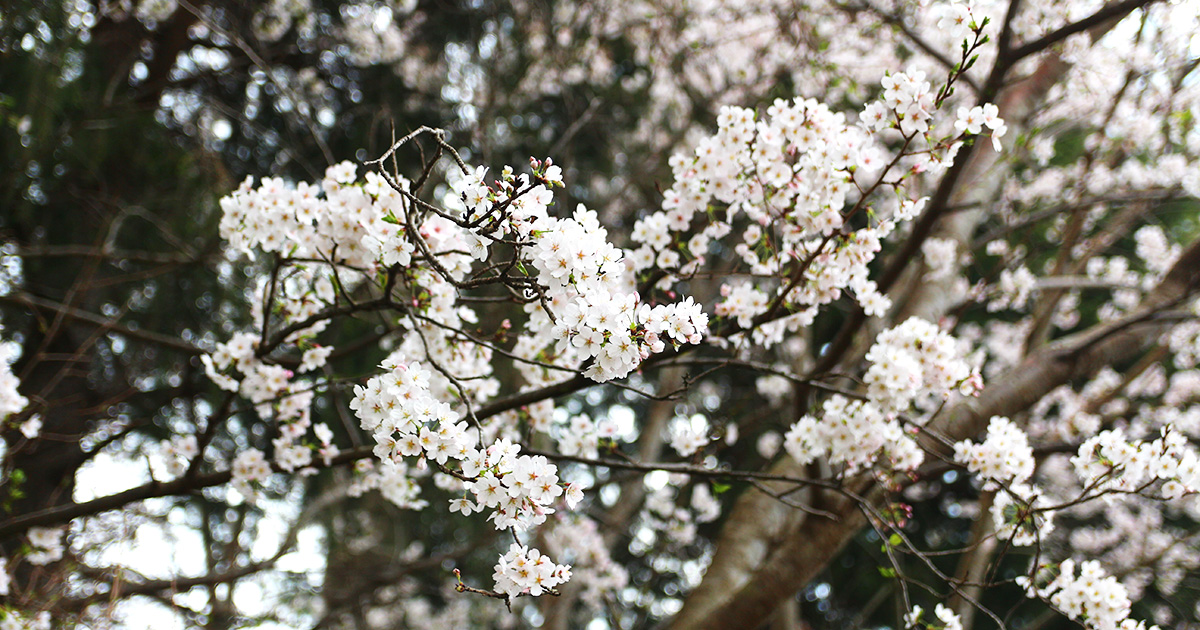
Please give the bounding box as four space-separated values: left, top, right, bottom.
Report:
1006 0 1157 62
0 293 201 355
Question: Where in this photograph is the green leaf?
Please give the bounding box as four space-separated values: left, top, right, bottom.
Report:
878 567 896 578
712 482 731 495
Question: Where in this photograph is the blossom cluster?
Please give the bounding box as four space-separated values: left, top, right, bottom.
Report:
201 325 326 435
216 164 461 368
230 448 273 499
1134 225 1181 277
990 482 1055 546
1166 317 1200 372
0 333 27 421
905 603 963 630
544 248 709 382
954 103 1008 151
350 357 575 597
350 358 467 469
0 610 51 630
1071 427 1200 499
713 282 770 329
1 337 37 441
622 66 1004 355
219 161 389 268
446 161 558 245
784 318 980 472
863 317 979 413
201 329 322 477
448 160 710 383
216 156 638 597
785 395 907 470
933 0 985 38
953 416 1035 488
866 66 1006 161
454 441 585 531
158 435 199 477
1018 560 1161 630
953 415 1055 546
24 526 65 566
214 165 481 483
492 543 572 598
346 458 427 509
634 97 897 338
202 332 290 397
542 216 708 379
870 69 938 137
